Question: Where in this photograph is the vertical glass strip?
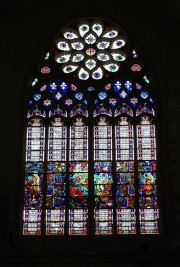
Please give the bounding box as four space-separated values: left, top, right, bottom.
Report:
23 118 45 235
94 117 113 235
46 118 66 235
137 116 159 234
69 117 88 235
115 117 136 234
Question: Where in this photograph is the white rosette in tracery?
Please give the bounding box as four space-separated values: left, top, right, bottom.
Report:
54 20 127 80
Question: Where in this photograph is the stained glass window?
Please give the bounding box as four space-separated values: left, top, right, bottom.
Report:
22 18 160 235
69 117 88 234
46 118 66 235
115 117 136 234
94 117 113 234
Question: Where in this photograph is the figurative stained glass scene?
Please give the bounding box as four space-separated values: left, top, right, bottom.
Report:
23 18 160 235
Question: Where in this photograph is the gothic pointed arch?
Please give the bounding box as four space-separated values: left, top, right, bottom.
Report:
23 18 159 235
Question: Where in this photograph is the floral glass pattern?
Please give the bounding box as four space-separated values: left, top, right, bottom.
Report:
54 20 127 80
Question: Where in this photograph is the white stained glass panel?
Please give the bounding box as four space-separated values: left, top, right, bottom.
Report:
23 210 42 235
94 209 113 221
46 210 65 222
94 150 112 160
28 127 45 139
94 210 113 234
116 150 134 160
116 209 136 234
94 124 112 160
71 139 85 149
49 127 66 138
46 210 65 235
23 222 41 235
70 124 88 161
48 122 67 161
116 138 134 149
141 221 158 228
140 221 159 234
116 125 133 138
69 150 88 161
23 210 42 222
137 149 156 160
26 139 45 151
117 222 136 234
94 139 111 149
137 138 156 149
115 123 134 160
26 122 45 162
48 150 66 161
137 125 155 137
48 139 66 150
28 139 41 150
69 209 88 221
46 222 65 230
116 209 136 221
70 126 88 138
94 126 112 138
95 222 113 235
69 222 87 229
139 209 159 221
97 222 111 228
26 150 44 161
69 209 88 234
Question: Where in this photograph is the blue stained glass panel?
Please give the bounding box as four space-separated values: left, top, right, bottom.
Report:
94 184 112 196
116 197 135 208
49 82 57 92
94 173 113 184
34 94 41 101
43 99 52 107
94 162 112 172
75 93 83 100
119 90 128 99
95 197 113 208
138 161 157 172
116 161 134 172
60 82 68 92
138 172 157 184
88 87 94 91
114 81 122 92
25 162 44 173
47 173 66 184
69 162 88 172
54 92 62 100
140 91 148 99
116 185 135 197
47 162 66 173
124 81 132 91
109 98 117 106
130 97 139 107
116 173 134 184
69 197 88 209
69 173 88 185
139 196 158 208
98 92 107 100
